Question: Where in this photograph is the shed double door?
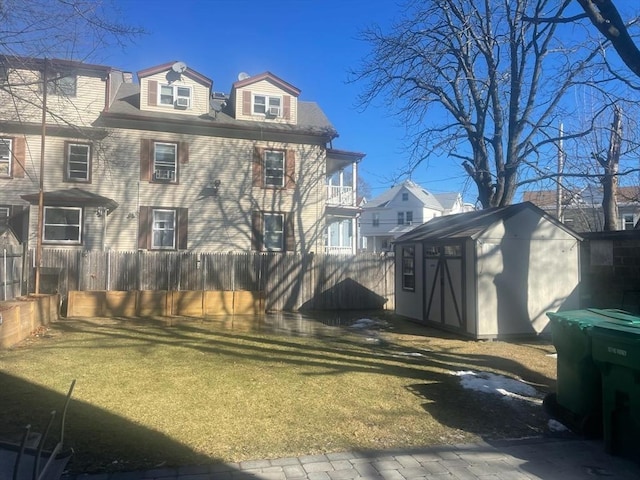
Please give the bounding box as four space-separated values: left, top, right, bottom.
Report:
424 245 465 331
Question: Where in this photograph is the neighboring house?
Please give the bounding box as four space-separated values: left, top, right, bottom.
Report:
523 186 640 232
359 179 473 252
0 56 364 254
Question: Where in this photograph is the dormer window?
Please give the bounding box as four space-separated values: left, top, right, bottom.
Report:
159 84 191 108
253 94 281 117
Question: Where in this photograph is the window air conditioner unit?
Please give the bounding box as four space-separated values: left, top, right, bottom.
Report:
267 106 280 117
175 96 190 108
155 169 174 180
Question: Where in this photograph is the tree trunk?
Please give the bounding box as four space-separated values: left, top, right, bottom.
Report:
601 105 622 231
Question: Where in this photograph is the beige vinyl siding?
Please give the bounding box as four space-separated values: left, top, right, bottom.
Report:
235 79 298 124
0 69 106 127
139 71 209 116
92 129 326 252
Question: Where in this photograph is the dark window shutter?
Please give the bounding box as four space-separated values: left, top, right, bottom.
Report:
179 141 189 164
242 90 251 115
12 137 25 178
138 206 151 250
140 139 151 181
177 207 188 250
283 95 291 120
252 146 264 188
251 211 263 251
285 149 295 189
284 213 295 252
148 80 158 106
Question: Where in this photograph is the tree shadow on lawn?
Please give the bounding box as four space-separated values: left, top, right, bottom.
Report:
6 315 558 472
0 372 259 476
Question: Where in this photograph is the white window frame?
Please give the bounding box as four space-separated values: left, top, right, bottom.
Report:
66 143 91 182
402 192 409 201
153 142 178 182
372 213 380 227
152 209 176 250
253 94 282 116
402 246 416 291
622 213 635 230
406 211 413 225
0 206 9 223
397 211 405 225
43 206 82 244
0 138 12 177
263 213 284 251
158 84 191 108
264 150 285 187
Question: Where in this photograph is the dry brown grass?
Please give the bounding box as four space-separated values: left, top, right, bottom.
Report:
0 313 557 473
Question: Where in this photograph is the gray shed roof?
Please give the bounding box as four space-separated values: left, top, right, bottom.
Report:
394 202 582 243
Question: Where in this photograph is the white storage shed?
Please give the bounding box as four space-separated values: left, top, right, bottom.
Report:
394 202 582 339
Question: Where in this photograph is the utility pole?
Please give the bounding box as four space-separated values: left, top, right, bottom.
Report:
35 59 47 294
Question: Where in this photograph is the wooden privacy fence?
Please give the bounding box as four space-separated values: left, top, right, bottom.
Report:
1 246 23 301
27 251 395 312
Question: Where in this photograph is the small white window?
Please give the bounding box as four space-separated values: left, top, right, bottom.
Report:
402 192 409 201
66 143 91 182
623 213 635 230
406 211 413 224
159 85 191 108
264 150 285 187
373 213 380 227
0 206 9 224
43 207 82 244
152 209 176 249
397 212 405 225
264 213 284 251
253 94 281 116
154 142 177 182
0 138 12 177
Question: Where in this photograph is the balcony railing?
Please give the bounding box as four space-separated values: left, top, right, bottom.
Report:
326 185 355 206
324 245 354 254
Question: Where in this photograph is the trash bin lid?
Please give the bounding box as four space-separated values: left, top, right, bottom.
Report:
546 309 631 330
586 309 640 324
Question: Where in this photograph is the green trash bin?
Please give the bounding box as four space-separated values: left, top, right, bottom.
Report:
545 309 612 435
592 319 640 459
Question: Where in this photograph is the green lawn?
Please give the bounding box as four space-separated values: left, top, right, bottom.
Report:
0 314 557 473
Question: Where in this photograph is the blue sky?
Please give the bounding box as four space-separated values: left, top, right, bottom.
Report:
103 0 475 202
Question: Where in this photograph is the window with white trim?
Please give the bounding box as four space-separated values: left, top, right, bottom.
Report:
623 213 635 230
253 94 281 116
154 142 177 182
65 143 91 182
46 72 77 96
402 246 415 291
159 84 191 108
43 207 82 244
397 212 404 225
264 213 284 251
402 192 409 201
372 213 380 227
0 206 9 224
152 209 176 249
0 138 11 177
406 211 413 224
264 150 285 187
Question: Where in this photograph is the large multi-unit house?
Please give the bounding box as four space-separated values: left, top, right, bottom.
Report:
0 56 364 254
523 186 640 232
359 180 473 252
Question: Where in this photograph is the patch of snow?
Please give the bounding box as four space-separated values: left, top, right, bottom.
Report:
398 352 425 357
546 353 557 358
350 318 388 329
451 370 540 399
548 419 569 432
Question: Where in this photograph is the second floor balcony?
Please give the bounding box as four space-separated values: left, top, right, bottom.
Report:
326 185 355 206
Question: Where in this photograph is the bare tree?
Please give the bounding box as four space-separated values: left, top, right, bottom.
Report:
0 0 144 60
595 104 623 230
352 0 628 209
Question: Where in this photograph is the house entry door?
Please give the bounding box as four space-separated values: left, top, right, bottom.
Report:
424 244 465 331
